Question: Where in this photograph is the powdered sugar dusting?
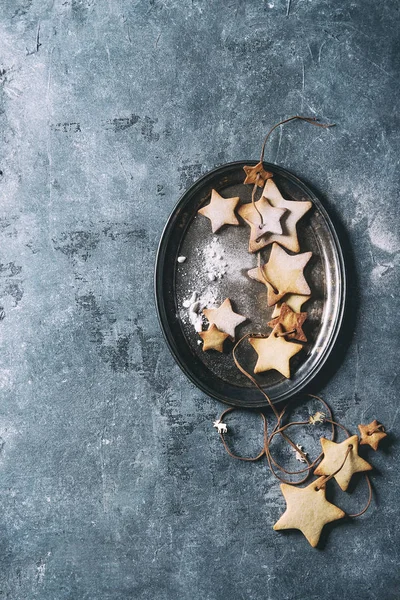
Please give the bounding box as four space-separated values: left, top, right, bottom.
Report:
181 287 219 332
202 238 228 281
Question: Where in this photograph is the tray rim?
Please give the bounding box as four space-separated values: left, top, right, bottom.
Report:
154 160 346 407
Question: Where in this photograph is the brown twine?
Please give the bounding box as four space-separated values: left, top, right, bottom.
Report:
213 114 371 519
256 252 279 294
213 333 372 517
251 115 335 229
250 116 335 294
368 424 385 435
347 475 373 518
315 444 353 490
259 115 335 165
251 173 264 223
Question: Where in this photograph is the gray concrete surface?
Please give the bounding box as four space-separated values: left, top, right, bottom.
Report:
0 1 399 598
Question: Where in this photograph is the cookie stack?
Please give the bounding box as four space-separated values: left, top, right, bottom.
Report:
196 172 313 379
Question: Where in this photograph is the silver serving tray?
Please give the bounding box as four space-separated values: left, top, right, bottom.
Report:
155 161 345 407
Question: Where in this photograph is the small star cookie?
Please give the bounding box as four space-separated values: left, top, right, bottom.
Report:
198 189 240 233
238 197 287 253
199 324 229 352
314 435 373 491
273 476 346 548
271 294 311 318
262 178 312 253
203 298 247 341
267 302 308 342
249 324 302 378
247 243 312 306
243 162 273 187
358 420 387 451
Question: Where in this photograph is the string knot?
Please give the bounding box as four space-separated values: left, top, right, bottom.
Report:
367 423 385 436
309 411 326 425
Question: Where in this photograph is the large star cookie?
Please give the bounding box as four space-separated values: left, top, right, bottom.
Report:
199 324 229 352
203 298 247 340
243 162 273 187
267 301 308 342
273 476 345 548
249 324 302 378
358 420 387 451
262 179 312 253
271 294 311 318
198 189 240 233
314 435 373 491
247 243 312 306
238 197 286 253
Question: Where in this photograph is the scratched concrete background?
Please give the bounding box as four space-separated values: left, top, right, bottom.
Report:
0 0 399 598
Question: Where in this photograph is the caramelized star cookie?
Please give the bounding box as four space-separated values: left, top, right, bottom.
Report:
271 294 311 318
358 420 387 451
199 324 230 352
267 302 308 342
243 162 273 187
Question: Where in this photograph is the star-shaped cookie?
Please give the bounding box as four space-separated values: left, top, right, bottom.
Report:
262 178 312 253
358 420 387 451
199 324 229 352
203 298 247 340
249 324 302 378
238 197 287 253
271 294 311 318
198 189 240 233
267 302 308 342
314 435 373 491
243 162 273 187
247 243 312 306
273 476 345 548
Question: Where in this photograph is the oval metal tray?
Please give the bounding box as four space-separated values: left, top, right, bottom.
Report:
155 161 345 407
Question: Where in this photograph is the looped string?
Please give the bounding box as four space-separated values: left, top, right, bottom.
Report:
251 173 264 223
214 333 372 517
256 252 279 294
368 423 385 435
347 475 373 518
217 407 266 462
259 115 335 164
315 444 353 490
275 329 296 338
231 333 334 483
214 114 371 520
251 115 335 231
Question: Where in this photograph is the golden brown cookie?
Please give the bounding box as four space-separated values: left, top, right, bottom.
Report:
358 420 387 451
247 243 312 306
238 198 286 253
267 301 308 342
198 189 240 233
271 294 311 318
243 162 273 187
262 178 312 253
249 324 302 378
199 324 229 352
314 435 373 491
203 298 247 341
273 476 346 548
